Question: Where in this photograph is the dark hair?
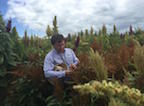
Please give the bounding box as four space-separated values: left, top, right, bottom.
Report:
51 33 64 45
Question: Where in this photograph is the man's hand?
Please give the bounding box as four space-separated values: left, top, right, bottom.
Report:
65 64 78 77
65 70 73 76
70 64 77 71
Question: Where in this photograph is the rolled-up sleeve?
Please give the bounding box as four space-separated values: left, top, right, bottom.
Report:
43 54 65 78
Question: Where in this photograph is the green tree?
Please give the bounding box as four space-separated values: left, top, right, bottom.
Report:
80 30 83 37
90 26 94 35
94 31 97 36
85 29 88 36
102 24 107 35
67 33 71 41
46 25 53 37
30 35 34 47
113 24 117 33
23 30 29 47
0 14 16 89
11 27 19 41
98 29 102 36
53 16 58 34
11 27 24 60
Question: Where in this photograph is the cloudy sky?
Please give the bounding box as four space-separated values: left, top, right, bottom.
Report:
0 0 144 37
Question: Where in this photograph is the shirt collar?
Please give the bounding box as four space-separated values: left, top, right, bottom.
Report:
53 48 66 54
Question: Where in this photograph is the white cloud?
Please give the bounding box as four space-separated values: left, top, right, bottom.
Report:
5 0 144 36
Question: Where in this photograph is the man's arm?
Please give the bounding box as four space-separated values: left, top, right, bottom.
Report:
69 49 80 71
43 55 66 78
71 49 79 65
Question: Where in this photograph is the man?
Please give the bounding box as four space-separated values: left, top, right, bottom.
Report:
43 33 79 80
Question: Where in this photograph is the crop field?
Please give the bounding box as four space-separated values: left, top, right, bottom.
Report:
0 14 144 106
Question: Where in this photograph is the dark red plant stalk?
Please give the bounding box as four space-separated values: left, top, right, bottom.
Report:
120 33 125 39
73 36 80 52
6 19 12 32
129 25 133 35
75 36 80 48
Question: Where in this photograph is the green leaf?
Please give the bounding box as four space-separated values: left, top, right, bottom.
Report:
46 95 55 102
46 95 57 106
19 95 27 103
0 55 4 65
0 77 8 87
0 68 6 77
8 59 17 66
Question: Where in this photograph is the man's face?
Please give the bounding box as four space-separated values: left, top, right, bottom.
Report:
54 40 65 53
